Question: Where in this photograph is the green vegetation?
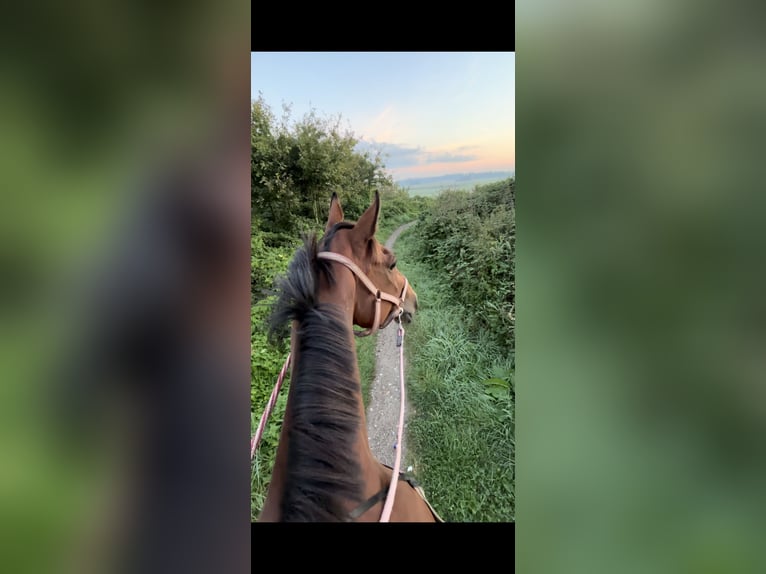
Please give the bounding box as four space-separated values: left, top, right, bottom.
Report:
252 94 392 241
250 226 292 519
396 232 514 521
413 179 515 352
398 171 515 197
400 178 515 522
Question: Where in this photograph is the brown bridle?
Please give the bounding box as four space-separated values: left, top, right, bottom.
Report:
316 251 409 337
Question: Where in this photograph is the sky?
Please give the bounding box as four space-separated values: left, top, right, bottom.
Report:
251 52 515 181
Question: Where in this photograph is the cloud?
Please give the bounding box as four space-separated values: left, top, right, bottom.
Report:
424 151 479 164
355 140 480 169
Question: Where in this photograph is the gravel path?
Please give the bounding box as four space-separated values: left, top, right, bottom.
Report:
366 221 419 470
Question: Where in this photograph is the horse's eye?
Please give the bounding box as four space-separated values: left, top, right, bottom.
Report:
389 260 397 270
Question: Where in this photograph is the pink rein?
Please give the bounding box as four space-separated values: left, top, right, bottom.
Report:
250 352 291 458
379 320 405 522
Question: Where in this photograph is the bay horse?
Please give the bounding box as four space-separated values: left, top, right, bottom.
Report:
257 191 442 522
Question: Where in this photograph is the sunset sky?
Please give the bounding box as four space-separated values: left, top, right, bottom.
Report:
250 52 515 181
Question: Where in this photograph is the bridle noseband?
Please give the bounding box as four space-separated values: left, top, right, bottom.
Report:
316 251 409 337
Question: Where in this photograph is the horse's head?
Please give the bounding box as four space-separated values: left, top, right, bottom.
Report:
321 192 418 331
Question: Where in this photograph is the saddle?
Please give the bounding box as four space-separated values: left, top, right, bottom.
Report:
347 463 445 522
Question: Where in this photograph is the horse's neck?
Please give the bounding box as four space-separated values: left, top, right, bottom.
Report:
261 310 382 521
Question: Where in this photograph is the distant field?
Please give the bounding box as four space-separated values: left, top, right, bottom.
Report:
398 172 514 197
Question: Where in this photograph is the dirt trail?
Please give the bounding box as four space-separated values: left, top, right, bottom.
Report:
366 221 419 469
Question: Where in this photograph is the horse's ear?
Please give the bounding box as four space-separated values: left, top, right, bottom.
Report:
325 192 344 234
354 191 380 242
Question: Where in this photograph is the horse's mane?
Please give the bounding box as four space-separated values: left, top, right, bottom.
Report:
267 223 364 521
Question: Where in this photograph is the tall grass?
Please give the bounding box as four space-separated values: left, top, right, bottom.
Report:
355 335 376 409
250 293 291 521
396 232 515 522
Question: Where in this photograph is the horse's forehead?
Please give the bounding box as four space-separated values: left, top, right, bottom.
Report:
329 226 384 258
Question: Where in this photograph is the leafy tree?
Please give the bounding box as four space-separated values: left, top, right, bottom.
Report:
251 95 396 244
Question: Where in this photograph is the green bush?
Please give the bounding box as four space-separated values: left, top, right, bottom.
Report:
251 227 295 302
252 96 396 241
413 178 515 352
395 233 514 522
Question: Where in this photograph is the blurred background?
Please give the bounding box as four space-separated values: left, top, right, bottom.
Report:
0 2 250 573
517 0 766 572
